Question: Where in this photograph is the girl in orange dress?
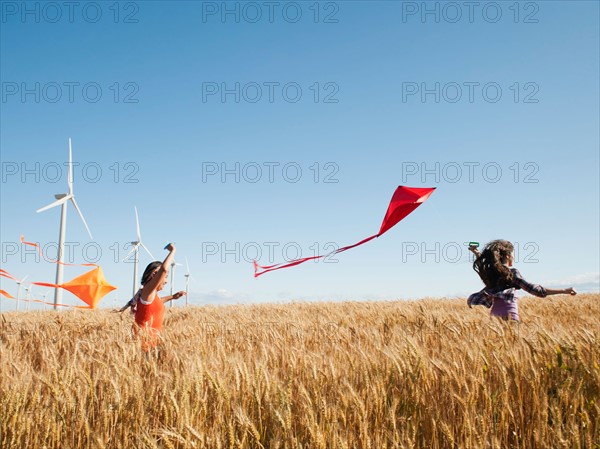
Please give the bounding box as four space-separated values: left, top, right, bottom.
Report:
129 243 185 353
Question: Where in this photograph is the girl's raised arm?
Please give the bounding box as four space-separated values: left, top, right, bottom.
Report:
141 244 176 298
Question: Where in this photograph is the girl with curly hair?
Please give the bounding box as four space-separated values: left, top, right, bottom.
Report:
467 239 576 321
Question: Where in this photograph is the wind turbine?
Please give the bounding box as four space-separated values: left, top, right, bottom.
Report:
123 206 155 297
183 257 195 307
36 138 93 310
25 285 32 312
169 259 183 307
15 275 28 311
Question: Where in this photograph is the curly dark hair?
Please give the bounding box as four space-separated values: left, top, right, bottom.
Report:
473 240 514 289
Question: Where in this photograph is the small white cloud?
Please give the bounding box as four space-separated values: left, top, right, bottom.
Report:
543 272 599 286
188 288 248 305
215 288 234 299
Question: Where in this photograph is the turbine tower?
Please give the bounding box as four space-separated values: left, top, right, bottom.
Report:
25 285 32 312
123 206 155 297
169 259 182 307
183 257 194 307
36 138 93 310
15 275 28 311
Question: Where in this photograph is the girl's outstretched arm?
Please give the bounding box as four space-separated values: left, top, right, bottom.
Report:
116 299 134 313
512 269 576 297
161 291 186 304
544 287 577 296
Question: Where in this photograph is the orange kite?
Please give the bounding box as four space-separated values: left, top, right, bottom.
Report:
33 267 116 309
2 239 118 309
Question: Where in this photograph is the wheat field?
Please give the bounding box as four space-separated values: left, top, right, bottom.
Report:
1 294 598 449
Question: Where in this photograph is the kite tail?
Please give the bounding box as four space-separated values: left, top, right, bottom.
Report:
0 269 21 282
254 254 326 277
332 234 379 254
20 236 97 267
1 268 106 309
30 282 61 288
254 234 379 277
0 289 15 299
2 293 91 309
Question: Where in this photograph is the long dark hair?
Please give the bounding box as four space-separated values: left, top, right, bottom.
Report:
473 240 514 289
118 261 162 313
141 261 162 286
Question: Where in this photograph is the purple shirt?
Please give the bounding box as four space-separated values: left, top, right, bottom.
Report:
490 292 521 321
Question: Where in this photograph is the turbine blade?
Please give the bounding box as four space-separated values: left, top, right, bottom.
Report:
122 243 139 262
70 196 93 239
68 138 74 195
36 195 70 213
185 256 190 274
134 206 141 241
20 275 28 284
139 242 155 260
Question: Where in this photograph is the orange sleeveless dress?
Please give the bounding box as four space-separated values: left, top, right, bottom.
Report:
133 291 165 351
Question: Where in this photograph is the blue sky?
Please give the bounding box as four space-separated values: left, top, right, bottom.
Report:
1 1 598 310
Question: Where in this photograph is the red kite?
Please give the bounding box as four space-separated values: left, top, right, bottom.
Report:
254 186 435 277
32 267 116 309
